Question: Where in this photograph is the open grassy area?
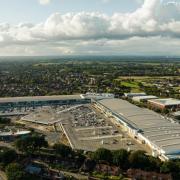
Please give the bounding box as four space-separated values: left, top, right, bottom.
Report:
118 76 180 80
115 76 180 96
121 81 139 88
92 172 124 180
174 87 180 91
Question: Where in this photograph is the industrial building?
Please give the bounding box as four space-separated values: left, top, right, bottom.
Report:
80 93 115 100
0 130 31 141
0 95 91 111
94 98 180 160
0 93 115 112
132 95 158 103
124 92 146 98
148 98 180 111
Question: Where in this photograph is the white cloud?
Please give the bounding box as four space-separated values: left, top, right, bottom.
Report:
1 0 180 55
135 0 144 4
102 0 111 3
39 0 51 5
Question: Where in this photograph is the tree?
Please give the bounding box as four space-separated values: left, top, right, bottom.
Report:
146 156 161 172
162 108 170 114
0 117 11 124
15 135 48 154
92 148 112 163
53 143 73 158
160 161 179 174
74 150 86 164
32 135 48 151
128 150 150 170
112 149 129 169
5 163 26 180
0 149 17 165
15 138 28 153
81 158 96 172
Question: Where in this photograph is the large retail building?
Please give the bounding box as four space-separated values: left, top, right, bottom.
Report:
94 98 180 160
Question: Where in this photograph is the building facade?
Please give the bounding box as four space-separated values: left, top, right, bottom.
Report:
0 95 91 112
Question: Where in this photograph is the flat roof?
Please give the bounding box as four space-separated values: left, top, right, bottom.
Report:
124 93 146 96
132 95 158 100
0 130 31 136
97 98 180 156
81 93 114 100
148 98 180 106
0 95 82 103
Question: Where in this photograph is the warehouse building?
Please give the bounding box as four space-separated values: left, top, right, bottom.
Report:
124 92 146 98
94 98 180 160
132 95 158 103
0 130 31 141
0 95 91 111
148 98 180 111
80 93 114 100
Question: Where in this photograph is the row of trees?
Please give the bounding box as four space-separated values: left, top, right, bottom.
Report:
90 148 180 176
14 136 180 176
91 149 159 171
4 134 180 180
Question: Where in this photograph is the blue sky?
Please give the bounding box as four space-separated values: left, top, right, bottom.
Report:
0 0 140 23
0 0 180 56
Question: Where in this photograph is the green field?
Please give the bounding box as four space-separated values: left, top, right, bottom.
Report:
121 81 139 88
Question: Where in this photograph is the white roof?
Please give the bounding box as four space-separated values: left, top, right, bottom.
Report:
132 95 158 100
0 95 82 103
124 93 146 97
0 130 31 136
148 98 180 106
97 98 180 156
16 130 31 135
81 93 114 100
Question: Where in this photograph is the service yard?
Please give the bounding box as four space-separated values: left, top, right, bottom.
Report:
19 103 147 152
58 105 144 152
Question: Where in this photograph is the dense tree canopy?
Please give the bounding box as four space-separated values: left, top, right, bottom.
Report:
112 149 129 169
0 149 17 166
160 160 180 174
128 150 150 170
5 163 26 180
53 143 73 158
92 148 112 163
0 117 11 124
15 135 48 153
0 59 180 97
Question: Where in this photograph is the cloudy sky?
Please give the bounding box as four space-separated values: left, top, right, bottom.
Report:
0 0 180 56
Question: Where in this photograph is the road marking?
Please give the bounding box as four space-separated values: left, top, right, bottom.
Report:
75 126 113 131
79 134 123 141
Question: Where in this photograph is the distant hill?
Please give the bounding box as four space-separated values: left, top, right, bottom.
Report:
0 55 180 63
